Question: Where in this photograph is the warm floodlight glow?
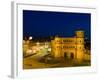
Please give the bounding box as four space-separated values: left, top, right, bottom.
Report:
36 42 40 45
26 49 33 54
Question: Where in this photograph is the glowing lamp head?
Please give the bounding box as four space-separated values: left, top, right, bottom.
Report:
29 36 32 40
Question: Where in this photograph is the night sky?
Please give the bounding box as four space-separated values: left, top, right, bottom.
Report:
23 10 91 40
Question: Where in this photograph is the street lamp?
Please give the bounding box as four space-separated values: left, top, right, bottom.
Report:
29 36 32 40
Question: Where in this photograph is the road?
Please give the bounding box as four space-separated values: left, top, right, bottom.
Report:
23 48 91 69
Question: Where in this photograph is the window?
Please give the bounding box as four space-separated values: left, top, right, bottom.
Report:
63 40 67 42
63 46 67 49
57 46 60 48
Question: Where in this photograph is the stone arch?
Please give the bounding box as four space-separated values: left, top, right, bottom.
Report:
70 52 74 59
64 52 68 59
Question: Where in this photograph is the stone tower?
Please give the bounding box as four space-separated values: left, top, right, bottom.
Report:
51 36 62 58
76 30 85 62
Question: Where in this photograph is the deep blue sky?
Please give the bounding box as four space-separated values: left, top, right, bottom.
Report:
23 10 91 39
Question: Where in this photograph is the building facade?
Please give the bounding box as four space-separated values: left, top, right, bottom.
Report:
51 30 85 62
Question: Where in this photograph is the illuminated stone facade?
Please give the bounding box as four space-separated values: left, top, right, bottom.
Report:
51 30 85 62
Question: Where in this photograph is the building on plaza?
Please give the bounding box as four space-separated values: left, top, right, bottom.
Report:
51 30 85 62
